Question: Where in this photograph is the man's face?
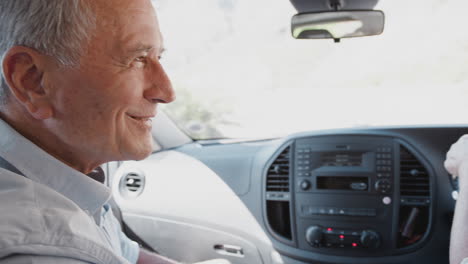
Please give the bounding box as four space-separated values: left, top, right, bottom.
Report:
43 0 174 164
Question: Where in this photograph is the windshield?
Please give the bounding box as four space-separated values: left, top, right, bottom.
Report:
156 0 468 140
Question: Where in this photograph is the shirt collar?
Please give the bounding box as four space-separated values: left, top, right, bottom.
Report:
0 119 111 215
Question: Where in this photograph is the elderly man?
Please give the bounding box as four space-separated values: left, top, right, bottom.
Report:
0 1 227 264
446 136 468 264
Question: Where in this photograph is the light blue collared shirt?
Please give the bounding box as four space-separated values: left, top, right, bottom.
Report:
0 119 139 263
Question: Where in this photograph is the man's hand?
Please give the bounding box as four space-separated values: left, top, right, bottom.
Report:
445 135 468 180
445 135 468 264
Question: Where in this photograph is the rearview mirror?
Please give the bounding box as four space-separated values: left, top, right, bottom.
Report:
291 10 385 41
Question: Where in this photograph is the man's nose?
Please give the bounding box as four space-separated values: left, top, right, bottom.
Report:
144 61 176 104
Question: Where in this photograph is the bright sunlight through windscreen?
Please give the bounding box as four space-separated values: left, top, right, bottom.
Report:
155 0 468 139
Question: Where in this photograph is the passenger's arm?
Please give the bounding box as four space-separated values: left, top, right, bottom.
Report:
445 135 468 264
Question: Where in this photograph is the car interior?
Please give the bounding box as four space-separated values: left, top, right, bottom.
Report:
104 0 467 263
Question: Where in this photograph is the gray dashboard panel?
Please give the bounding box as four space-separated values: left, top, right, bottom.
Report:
112 126 467 264
176 126 468 264
177 142 265 196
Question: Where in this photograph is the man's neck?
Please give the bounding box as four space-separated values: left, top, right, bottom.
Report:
0 108 102 174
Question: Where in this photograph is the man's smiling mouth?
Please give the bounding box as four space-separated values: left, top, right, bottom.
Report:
127 114 154 128
128 115 151 121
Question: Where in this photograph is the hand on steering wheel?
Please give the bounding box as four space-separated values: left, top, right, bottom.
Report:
445 135 468 181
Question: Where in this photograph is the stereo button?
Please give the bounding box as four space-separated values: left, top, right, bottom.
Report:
309 207 319 214
375 179 392 194
299 180 312 191
351 182 368 191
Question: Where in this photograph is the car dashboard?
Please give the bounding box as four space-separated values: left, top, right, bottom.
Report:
114 126 465 264
261 132 445 263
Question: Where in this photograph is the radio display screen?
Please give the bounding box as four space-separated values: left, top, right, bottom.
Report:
320 152 364 167
317 176 369 191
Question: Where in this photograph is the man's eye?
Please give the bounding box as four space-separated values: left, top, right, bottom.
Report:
132 56 148 67
135 56 147 62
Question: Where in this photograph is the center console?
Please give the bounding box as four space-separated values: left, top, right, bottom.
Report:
264 135 433 258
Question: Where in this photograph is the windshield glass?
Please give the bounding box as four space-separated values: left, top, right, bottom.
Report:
156 0 468 140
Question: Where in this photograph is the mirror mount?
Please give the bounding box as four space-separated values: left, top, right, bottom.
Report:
289 0 380 13
329 0 346 43
329 0 344 11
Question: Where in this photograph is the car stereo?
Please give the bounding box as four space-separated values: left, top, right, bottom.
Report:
265 134 433 260
293 136 397 256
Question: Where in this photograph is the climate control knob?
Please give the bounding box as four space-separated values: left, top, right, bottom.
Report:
305 226 323 247
360 230 381 249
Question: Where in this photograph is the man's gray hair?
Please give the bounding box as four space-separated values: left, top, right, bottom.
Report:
0 0 96 102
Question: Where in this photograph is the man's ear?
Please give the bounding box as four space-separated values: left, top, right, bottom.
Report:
2 46 54 120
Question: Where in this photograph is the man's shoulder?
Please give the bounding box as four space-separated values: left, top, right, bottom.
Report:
0 168 84 226
0 168 83 212
0 168 45 226
0 169 128 264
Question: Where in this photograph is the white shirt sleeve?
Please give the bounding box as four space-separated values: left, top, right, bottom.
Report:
462 258 468 264
0 255 91 264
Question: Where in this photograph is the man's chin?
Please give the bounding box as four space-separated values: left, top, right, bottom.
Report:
121 141 154 161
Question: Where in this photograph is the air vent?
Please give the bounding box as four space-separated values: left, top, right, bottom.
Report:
266 147 291 192
119 169 145 198
399 146 430 197
266 145 292 241
398 145 431 248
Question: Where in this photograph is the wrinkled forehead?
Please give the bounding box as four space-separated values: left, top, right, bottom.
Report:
95 0 158 27
87 0 163 55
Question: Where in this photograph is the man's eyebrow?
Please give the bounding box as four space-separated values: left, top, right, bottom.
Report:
127 44 165 55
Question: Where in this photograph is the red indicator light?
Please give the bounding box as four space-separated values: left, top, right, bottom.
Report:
339 235 345 239
352 243 358 247
327 228 333 232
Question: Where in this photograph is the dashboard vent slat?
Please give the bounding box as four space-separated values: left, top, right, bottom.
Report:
266 145 293 241
266 147 291 192
399 146 430 197
398 144 431 248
